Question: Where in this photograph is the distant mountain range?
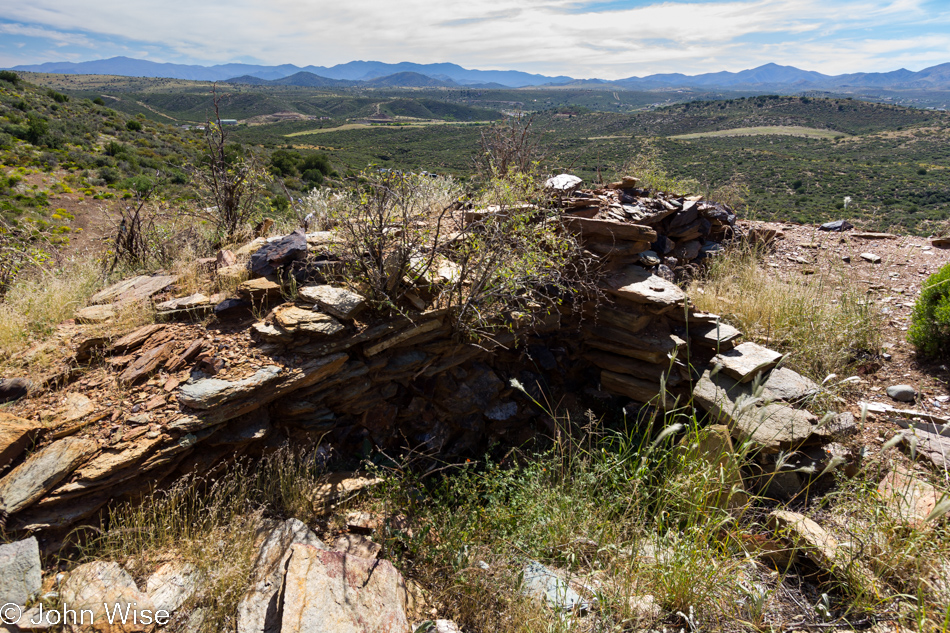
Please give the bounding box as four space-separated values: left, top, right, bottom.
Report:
8 57 950 91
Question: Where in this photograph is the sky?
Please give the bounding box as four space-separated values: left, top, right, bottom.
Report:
0 0 948 79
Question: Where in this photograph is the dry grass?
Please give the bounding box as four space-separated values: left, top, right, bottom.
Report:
689 242 883 381
0 256 102 359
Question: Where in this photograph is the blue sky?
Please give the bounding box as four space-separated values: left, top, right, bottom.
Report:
0 0 948 79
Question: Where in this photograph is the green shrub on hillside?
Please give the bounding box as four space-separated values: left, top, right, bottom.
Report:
909 261 950 358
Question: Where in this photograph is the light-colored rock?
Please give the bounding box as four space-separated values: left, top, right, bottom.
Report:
311 472 383 509
692 369 819 451
364 320 443 357
237 519 326 633
154 293 211 312
860 252 882 263
712 342 784 383
235 237 268 257
238 277 281 298
562 217 657 243
298 285 366 320
146 561 199 613
762 367 820 402
251 321 293 343
58 393 95 424
886 384 916 403
0 412 41 470
605 265 686 308
0 437 97 515
878 470 944 528
521 560 588 611
545 174 582 190
279 544 410 633
61 561 157 632
332 534 382 559
626 594 662 621
688 320 741 350
0 537 41 607
76 304 116 324
767 510 840 572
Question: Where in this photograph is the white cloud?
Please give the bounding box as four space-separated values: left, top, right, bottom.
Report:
1 0 948 77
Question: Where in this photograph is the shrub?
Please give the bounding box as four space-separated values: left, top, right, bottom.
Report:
0 70 19 85
909 261 950 358
126 120 142 131
92 97 105 106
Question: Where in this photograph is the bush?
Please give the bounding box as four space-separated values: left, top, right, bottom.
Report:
92 97 105 106
0 70 19 85
126 120 142 132
909 261 950 358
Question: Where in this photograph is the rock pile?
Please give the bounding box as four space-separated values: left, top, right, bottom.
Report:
0 176 848 539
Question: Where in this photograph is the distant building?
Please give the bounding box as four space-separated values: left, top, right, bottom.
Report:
220 119 238 126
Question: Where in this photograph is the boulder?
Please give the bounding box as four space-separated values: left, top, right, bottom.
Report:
545 174 582 191
273 305 344 336
60 561 157 633
0 437 97 516
712 342 783 383
279 545 410 633
248 230 308 276
76 304 116 324
819 220 853 232
237 519 326 633
0 537 41 607
0 378 32 404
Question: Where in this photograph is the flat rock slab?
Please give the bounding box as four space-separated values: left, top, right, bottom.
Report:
852 232 896 239
713 342 784 383
0 412 41 470
239 277 282 298
689 321 741 350
119 342 174 385
901 429 950 470
762 367 820 402
76 304 116 324
601 370 677 406
878 470 943 528
605 265 686 308
155 292 211 312
179 366 283 410
562 216 657 243
280 544 410 633
860 252 882 263
273 305 344 336
0 437 97 515
0 537 41 607
693 369 820 452
298 285 366 320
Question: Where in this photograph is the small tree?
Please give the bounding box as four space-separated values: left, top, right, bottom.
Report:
475 114 543 180
192 86 268 240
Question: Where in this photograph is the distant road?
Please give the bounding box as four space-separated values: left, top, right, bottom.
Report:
669 126 848 140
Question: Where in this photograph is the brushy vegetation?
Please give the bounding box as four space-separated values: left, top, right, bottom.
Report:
909 261 950 359
689 242 883 381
